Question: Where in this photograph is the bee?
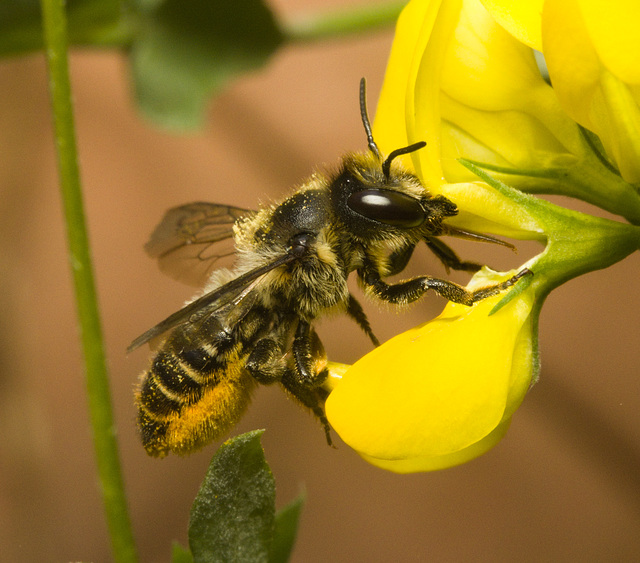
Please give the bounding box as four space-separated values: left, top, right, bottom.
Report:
129 79 530 457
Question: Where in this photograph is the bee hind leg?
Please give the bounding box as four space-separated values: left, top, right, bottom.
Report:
281 370 333 446
245 338 287 384
292 320 329 387
286 320 334 445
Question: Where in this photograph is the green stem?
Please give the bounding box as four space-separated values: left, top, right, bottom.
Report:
283 0 405 43
39 1 138 562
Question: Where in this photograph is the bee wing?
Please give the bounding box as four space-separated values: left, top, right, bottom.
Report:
144 277 260 353
144 202 254 287
128 252 297 353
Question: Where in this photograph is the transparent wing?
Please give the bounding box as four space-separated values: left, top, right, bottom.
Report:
144 202 254 287
128 253 297 353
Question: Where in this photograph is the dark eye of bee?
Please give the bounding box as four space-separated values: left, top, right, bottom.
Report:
347 189 426 228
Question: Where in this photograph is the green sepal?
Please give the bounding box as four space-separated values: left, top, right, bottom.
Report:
188 430 276 563
458 159 541 208
459 157 640 298
460 144 640 225
489 272 534 316
577 125 619 175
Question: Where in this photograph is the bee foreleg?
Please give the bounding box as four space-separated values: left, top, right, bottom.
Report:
245 338 287 384
359 263 430 304
292 320 329 387
360 263 531 306
346 295 380 347
424 236 482 274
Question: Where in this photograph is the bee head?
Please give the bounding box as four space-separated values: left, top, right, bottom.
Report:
327 79 457 238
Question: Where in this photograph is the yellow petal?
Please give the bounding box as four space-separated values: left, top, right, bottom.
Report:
326 279 535 466
480 0 544 50
375 0 584 213
578 0 640 84
593 70 640 183
438 182 545 239
542 0 601 132
374 0 447 184
438 0 543 112
373 0 433 156
543 0 640 182
361 418 511 473
439 93 574 182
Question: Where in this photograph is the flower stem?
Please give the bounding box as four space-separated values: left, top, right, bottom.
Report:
39 1 138 562
283 0 405 43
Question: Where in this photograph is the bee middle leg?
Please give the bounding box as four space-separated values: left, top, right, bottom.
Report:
386 243 416 276
424 236 482 273
346 295 380 347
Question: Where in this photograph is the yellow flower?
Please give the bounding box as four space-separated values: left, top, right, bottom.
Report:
375 0 640 223
321 0 640 474
543 0 640 183
372 0 558 238
325 271 536 473
374 0 583 192
482 0 640 183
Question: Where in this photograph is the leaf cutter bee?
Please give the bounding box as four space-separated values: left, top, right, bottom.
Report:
129 79 530 457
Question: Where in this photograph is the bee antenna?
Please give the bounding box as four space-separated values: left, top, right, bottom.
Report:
359 78 382 159
381 141 427 180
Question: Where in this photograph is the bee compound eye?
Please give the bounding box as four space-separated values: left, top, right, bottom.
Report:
347 189 426 228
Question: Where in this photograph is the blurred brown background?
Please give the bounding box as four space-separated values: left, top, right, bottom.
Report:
1 0 639 561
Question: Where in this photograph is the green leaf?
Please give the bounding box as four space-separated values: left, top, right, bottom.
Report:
130 0 284 130
269 493 305 563
0 0 283 130
188 430 276 563
0 0 131 56
171 542 194 563
0 0 43 55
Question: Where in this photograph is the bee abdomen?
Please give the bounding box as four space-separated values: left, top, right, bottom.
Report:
137 348 217 422
179 347 221 373
154 351 206 395
136 346 229 456
137 410 169 457
139 374 183 418
136 346 255 457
